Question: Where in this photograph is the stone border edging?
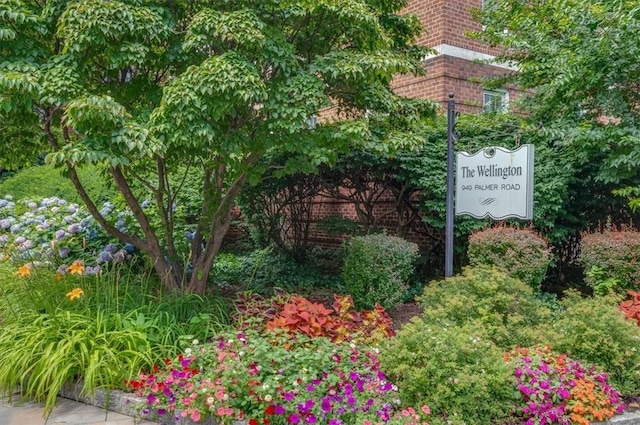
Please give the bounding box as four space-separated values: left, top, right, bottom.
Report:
59 382 220 425
59 382 640 425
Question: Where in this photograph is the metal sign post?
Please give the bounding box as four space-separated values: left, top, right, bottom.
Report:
445 94 456 277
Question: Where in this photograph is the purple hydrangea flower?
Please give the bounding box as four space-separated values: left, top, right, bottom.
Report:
58 247 71 258
113 249 127 262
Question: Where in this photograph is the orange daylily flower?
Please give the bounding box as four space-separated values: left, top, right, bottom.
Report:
68 260 85 275
15 264 31 278
66 287 84 301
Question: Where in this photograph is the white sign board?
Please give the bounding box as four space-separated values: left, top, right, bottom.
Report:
456 144 534 220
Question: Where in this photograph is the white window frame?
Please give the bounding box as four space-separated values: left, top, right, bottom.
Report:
483 89 509 113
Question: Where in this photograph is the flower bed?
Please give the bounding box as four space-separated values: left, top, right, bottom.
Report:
126 330 432 425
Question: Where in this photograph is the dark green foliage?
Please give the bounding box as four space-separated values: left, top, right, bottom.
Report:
381 320 517 425
581 230 640 294
0 164 116 203
396 114 576 245
467 226 551 291
546 291 640 396
211 249 344 294
418 266 554 349
341 234 418 310
238 166 323 261
477 0 640 216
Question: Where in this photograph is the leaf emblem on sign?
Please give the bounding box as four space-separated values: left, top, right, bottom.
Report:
479 198 498 206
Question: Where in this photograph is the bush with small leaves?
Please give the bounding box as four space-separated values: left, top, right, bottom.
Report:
418 266 554 350
381 320 517 425
546 291 640 396
342 234 418 310
467 226 551 291
581 230 640 294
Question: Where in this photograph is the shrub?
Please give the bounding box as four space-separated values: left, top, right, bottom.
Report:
0 164 115 203
506 345 624 425
417 266 554 349
546 291 640 396
212 248 344 293
0 195 134 270
381 320 517 425
467 226 551 291
342 234 418 310
581 230 640 294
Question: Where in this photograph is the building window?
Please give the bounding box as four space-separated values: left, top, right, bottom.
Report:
483 89 508 112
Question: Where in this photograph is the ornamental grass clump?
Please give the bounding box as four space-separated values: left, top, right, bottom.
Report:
127 329 431 425
467 226 551 291
506 345 624 425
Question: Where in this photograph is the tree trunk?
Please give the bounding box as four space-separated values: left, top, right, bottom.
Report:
186 207 234 294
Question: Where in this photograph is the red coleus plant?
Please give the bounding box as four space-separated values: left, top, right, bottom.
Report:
266 295 394 343
619 291 640 326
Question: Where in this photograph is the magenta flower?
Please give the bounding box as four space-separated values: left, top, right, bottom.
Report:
287 413 300 424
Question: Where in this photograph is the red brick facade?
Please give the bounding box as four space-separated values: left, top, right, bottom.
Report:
394 0 519 113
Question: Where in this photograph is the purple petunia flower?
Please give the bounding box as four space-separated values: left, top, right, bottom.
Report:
288 413 300 424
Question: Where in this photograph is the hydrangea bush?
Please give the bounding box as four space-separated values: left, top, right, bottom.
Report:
0 195 135 274
126 329 431 425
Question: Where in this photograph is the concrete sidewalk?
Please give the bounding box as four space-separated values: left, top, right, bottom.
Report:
0 390 158 425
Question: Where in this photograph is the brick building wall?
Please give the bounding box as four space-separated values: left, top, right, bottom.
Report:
394 0 519 113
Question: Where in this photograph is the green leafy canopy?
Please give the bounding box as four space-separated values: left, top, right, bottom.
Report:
476 0 640 208
0 0 435 292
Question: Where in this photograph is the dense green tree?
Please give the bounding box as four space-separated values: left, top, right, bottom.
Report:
477 0 640 207
0 0 434 292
